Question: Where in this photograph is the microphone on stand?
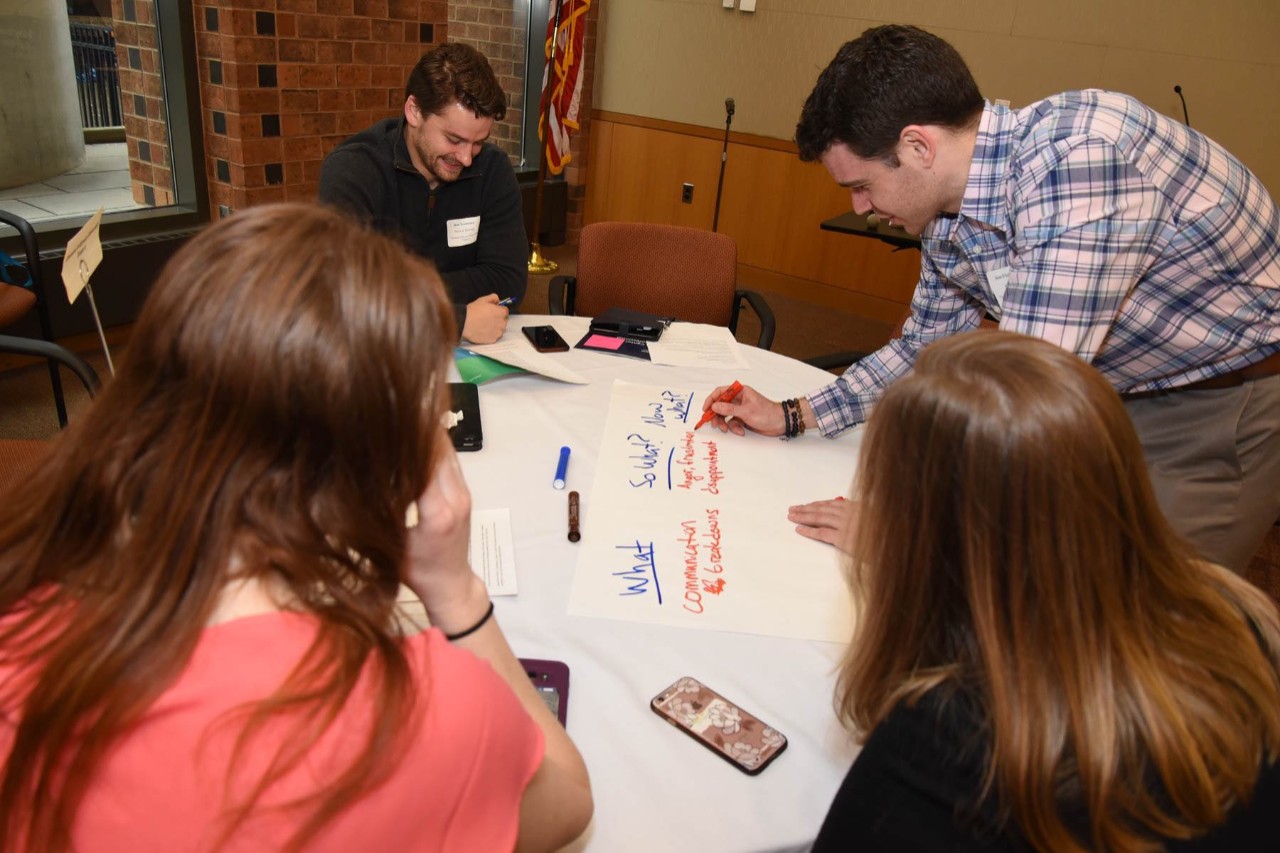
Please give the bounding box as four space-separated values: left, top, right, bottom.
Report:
713 98 735 232
1173 84 1191 127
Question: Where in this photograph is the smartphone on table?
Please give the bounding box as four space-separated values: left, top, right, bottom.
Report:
521 658 570 726
651 676 787 775
523 324 570 353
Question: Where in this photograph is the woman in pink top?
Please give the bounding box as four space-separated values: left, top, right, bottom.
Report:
0 204 592 851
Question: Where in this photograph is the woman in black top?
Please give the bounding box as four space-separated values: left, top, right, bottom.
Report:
814 331 1280 852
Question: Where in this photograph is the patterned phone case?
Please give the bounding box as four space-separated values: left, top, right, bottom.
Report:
651 676 787 775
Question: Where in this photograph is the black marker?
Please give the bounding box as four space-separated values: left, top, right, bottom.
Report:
568 491 581 543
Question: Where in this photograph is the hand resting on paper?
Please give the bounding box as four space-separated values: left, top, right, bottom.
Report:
699 382 786 436
788 497 858 553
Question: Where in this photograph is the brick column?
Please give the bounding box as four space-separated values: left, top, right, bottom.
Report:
192 0 448 219
446 0 525 162
112 0 174 206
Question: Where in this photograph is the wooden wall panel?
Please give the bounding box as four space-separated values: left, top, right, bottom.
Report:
584 113 922 323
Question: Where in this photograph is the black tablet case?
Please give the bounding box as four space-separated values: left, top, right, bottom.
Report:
588 307 673 341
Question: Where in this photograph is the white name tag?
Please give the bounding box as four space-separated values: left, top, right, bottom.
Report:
987 266 1010 309
447 215 481 248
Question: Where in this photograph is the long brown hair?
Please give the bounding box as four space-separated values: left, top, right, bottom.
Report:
0 203 456 850
838 330 1280 851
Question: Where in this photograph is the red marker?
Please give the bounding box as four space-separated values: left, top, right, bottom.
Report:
693 380 743 430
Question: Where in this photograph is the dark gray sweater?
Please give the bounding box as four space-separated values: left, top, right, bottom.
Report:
318 117 527 330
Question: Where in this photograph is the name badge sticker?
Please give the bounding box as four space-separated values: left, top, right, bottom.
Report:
986 266 1011 310
447 215 481 248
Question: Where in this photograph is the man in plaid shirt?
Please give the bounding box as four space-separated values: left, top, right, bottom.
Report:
705 25 1280 573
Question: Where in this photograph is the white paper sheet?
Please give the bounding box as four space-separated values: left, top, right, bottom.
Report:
469 508 518 595
646 322 750 369
465 338 589 384
568 381 859 642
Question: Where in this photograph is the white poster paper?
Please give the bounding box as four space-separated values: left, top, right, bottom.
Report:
568 381 861 642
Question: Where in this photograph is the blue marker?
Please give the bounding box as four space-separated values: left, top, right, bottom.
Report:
553 445 571 490
497 296 517 307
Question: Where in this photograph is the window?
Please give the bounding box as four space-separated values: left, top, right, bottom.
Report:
0 1 207 240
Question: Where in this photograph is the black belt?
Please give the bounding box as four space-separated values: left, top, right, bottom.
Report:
1121 349 1280 400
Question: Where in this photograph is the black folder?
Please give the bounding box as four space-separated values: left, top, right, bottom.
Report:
588 307 673 342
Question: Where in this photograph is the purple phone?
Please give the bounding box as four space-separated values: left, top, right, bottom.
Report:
520 658 570 726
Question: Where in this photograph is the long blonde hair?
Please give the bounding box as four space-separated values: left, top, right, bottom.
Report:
0 203 456 850
839 330 1280 851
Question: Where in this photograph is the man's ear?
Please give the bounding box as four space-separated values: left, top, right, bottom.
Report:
899 126 936 168
404 96 422 127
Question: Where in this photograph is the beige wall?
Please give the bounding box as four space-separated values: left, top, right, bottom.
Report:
593 0 1280 194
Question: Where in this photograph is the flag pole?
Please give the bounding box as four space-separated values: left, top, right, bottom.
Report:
528 0 565 273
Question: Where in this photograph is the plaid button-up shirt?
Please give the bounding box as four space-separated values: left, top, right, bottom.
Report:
810 90 1280 437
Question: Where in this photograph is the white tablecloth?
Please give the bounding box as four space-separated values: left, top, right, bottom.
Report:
457 316 863 852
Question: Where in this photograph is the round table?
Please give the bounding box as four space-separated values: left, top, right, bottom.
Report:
454 316 864 852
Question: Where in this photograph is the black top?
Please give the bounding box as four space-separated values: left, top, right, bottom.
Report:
813 689 1278 852
317 117 527 330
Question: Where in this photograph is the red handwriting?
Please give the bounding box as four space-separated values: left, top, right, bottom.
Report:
676 434 724 495
679 509 729 614
701 439 722 495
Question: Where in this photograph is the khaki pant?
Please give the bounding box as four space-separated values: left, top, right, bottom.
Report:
1125 374 1280 574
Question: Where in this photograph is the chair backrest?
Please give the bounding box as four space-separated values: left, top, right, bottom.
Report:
0 210 74 425
573 222 738 326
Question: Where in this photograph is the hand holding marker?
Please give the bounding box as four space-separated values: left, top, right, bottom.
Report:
694 380 744 430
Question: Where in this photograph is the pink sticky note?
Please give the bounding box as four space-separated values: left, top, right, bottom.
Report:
584 334 625 351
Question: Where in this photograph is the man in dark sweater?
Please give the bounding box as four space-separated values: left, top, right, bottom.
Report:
318 43 527 344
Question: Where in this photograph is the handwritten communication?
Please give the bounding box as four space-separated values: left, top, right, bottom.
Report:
568 381 859 642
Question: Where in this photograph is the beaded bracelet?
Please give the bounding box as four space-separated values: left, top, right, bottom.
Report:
780 398 807 439
445 601 495 641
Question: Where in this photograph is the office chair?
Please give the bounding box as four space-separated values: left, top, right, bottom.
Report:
0 334 102 493
0 210 72 426
548 222 776 350
802 308 913 373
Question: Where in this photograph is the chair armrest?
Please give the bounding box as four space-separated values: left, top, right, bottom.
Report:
802 351 870 373
547 275 576 315
733 289 776 350
0 334 101 396
0 211 51 307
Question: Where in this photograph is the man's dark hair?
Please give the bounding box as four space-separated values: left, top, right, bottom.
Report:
795 25 983 163
405 42 507 121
